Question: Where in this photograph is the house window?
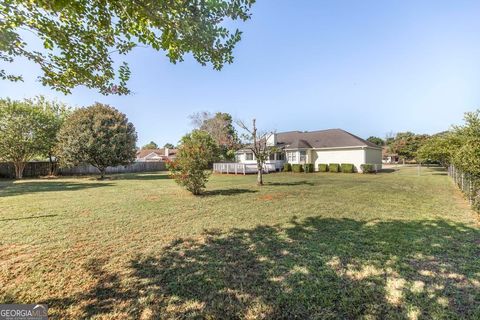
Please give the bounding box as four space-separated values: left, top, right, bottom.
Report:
287 151 296 162
245 153 254 161
269 153 275 160
299 151 306 162
277 153 285 160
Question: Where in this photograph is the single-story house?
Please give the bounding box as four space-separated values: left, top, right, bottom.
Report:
235 129 382 172
136 148 177 162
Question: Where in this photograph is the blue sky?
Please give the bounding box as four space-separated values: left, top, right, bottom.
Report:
1 0 480 147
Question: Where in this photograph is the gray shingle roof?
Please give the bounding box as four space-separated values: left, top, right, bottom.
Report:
279 129 379 149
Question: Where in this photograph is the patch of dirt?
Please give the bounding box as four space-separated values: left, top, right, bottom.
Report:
79 209 92 216
257 193 288 201
144 195 160 201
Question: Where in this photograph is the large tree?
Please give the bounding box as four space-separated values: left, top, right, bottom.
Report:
163 143 175 149
237 118 274 186
366 136 384 146
0 0 255 94
416 133 459 167
142 141 158 150
56 103 137 179
190 111 240 160
0 98 52 178
452 110 480 176
168 130 218 195
389 132 429 161
33 96 71 175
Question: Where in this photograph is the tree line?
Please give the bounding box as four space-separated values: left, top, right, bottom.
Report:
0 98 137 179
0 98 265 195
365 110 480 178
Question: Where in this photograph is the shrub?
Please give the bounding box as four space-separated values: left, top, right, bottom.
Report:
303 163 314 173
283 163 292 172
360 163 376 174
318 163 329 172
292 164 303 173
168 130 218 195
329 163 340 172
341 163 354 173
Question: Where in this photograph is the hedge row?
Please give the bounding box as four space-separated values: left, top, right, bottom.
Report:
283 163 361 173
360 163 377 174
284 163 315 173
317 163 356 173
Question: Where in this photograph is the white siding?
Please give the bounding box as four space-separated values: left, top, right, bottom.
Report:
312 148 366 172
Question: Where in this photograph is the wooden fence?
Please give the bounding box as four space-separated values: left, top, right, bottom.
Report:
0 161 166 178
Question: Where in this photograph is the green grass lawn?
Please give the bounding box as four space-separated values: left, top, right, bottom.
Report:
0 166 479 319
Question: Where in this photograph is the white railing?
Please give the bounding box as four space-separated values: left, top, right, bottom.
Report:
213 163 276 175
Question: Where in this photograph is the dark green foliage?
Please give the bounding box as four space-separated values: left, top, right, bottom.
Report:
292 164 303 173
318 164 328 172
283 163 291 172
163 143 175 149
303 163 314 173
142 141 158 149
329 163 340 173
366 136 384 146
1 0 255 94
167 130 218 195
360 164 376 174
0 97 68 179
341 163 354 173
191 112 240 161
56 103 137 179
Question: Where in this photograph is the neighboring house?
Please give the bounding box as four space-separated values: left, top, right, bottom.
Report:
235 129 382 172
382 146 399 164
136 148 177 162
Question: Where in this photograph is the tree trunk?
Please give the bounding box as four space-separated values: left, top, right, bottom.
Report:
48 153 55 176
99 167 106 179
14 161 26 179
257 164 263 186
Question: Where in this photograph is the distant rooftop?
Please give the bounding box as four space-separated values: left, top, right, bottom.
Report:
277 129 379 149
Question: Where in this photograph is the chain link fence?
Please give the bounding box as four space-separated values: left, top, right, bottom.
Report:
448 165 480 211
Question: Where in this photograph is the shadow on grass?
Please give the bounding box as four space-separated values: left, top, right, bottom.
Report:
0 181 112 197
0 214 58 222
40 217 480 319
266 180 315 186
200 188 258 196
379 168 397 173
108 173 170 181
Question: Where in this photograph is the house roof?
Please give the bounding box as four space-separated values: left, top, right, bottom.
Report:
279 129 380 149
287 139 312 149
136 148 177 159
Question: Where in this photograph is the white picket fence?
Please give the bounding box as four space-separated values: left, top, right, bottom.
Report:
213 163 276 175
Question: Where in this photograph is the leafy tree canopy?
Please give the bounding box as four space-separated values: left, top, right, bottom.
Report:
142 141 158 150
168 130 218 195
389 132 429 160
56 103 137 178
0 0 255 94
453 110 480 176
0 98 57 178
163 143 175 149
416 133 459 167
190 111 240 160
366 136 384 146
